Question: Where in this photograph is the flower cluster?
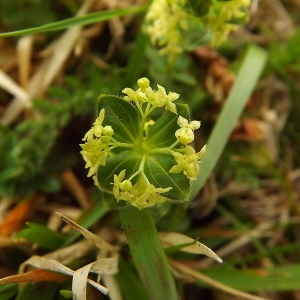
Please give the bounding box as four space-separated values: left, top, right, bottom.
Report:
80 78 206 209
80 109 114 178
145 0 189 60
204 0 251 46
122 77 179 114
145 0 251 58
113 170 172 210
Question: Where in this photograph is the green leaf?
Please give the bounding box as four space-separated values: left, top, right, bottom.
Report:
0 6 147 37
199 265 300 292
15 222 65 250
144 153 190 201
59 290 73 299
145 104 190 148
189 45 268 200
115 258 150 300
98 95 141 143
119 206 178 300
0 283 17 300
97 151 142 192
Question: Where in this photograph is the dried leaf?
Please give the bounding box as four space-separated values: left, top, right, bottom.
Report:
0 197 36 237
170 259 268 300
17 35 33 90
55 212 117 252
0 236 29 248
159 232 223 263
0 269 67 285
72 258 118 300
20 255 109 295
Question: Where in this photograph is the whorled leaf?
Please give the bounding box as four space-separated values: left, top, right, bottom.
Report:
145 104 190 148
144 153 190 201
97 95 141 144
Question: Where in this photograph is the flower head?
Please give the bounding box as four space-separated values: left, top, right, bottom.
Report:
81 78 205 209
175 116 200 144
170 145 206 180
80 109 114 177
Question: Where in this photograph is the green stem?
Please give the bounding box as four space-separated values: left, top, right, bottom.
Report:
119 206 178 300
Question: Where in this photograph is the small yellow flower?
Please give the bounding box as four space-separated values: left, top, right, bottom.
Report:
80 109 114 177
112 170 172 210
170 145 206 180
175 116 200 144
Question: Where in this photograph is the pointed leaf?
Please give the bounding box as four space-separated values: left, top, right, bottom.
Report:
145 104 190 148
97 151 142 192
144 153 190 201
15 222 65 250
98 95 141 143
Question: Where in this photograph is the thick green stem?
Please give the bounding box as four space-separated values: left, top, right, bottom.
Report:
119 206 178 300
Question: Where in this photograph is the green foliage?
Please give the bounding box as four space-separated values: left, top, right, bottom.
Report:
0 283 18 300
199 264 300 291
0 0 57 31
96 95 191 202
0 120 59 197
15 222 66 250
0 6 147 37
0 65 120 198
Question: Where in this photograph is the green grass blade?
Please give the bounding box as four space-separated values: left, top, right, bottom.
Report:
189 45 268 200
199 264 300 291
0 283 18 300
115 258 150 300
119 206 178 300
0 6 147 37
125 29 149 86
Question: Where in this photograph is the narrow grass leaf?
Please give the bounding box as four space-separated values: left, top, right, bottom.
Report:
0 6 147 37
200 264 300 292
115 258 150 300
189 45 268 200
119 206 179 300
0 283 17 300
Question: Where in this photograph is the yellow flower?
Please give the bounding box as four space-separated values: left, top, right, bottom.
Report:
80 109 114 177
175 116 200 144
112 170 172 210
170 145 206 180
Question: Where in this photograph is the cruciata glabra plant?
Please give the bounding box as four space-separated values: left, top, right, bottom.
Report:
80 77 206 210
80 78 207 300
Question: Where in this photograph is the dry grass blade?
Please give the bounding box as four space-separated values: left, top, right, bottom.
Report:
55 212 118 251
199 221 275 267
62 169 91 208
0 70 31 113
0 269 67 284
44 240 95 264
72 257 119 300
20 255 109 295
0 237 29 248
0 196 36 237
169 259 269 300
159 232 223 263
102 275 123 300
17 36 33 90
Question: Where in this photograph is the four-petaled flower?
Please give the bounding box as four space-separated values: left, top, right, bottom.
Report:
170 145 206 180
175 116 200 144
